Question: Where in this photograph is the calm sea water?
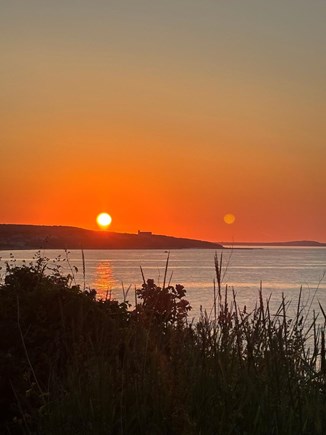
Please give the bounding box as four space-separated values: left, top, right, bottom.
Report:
1 248 326 321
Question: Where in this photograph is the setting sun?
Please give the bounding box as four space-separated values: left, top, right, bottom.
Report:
96 212 112 229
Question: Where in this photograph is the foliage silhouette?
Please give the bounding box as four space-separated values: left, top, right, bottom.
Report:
0 255 326 434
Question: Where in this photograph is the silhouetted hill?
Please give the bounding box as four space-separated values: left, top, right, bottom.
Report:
0 225 224 250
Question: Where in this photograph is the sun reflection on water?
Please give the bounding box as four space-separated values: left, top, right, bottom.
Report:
92 260 116 299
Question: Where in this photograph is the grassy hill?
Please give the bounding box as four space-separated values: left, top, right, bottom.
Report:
0 224 224 250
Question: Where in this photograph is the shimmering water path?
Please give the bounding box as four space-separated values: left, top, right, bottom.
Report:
1 248 326 320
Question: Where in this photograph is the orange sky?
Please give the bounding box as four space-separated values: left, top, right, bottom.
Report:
1 1 326 242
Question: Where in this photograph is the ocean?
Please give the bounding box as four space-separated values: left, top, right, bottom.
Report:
1 247 326 322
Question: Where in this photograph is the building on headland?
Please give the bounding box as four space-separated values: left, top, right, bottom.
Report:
138 230 152 236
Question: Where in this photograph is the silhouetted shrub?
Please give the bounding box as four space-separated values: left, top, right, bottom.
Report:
1 255 326 434
0 257 129 433
135 279 191 329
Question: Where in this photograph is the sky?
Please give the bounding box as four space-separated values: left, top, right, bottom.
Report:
1 0 326 242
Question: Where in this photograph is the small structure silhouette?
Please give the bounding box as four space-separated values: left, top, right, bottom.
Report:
138 230 152 236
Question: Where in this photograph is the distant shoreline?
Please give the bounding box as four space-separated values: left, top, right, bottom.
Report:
222 241 326 247
1 224 324 250
0 224 224 250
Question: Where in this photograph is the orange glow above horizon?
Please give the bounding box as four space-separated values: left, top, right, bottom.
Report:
1 1 326 243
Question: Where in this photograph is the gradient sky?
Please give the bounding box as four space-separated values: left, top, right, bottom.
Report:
1 0 326 242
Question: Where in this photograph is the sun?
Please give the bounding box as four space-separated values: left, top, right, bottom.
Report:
224 213 235 225
96 212 112 229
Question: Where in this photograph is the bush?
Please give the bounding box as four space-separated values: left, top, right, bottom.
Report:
135 279 191 328
0 256 130 433
0 255 326 434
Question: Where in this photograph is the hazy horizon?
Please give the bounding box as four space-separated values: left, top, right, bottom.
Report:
1 222 325 245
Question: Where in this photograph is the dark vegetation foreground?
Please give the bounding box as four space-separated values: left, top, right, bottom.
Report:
0 254 326 434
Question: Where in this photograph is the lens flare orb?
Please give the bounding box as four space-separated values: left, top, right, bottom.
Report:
224 213 235 225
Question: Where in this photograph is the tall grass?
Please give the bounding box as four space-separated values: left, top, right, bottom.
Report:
0 254 325 434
